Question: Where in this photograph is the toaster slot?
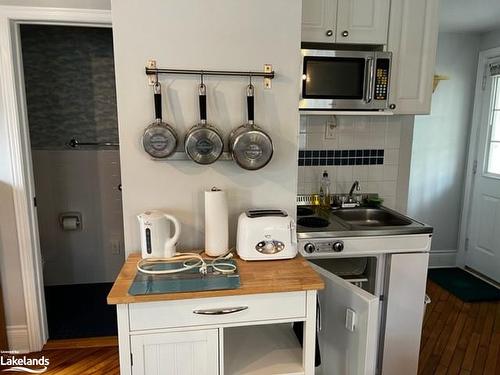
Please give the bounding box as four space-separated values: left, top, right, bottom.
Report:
246 209 288 218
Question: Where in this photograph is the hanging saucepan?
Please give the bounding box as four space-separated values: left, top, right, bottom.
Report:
142 81 178 158
229 83 273 170
184 82 224 164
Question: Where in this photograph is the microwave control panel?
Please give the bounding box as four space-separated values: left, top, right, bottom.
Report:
374 59 390 101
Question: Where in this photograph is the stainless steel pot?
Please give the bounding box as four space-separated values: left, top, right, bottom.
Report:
229 84 273 170
184 83 224 164
142 81 178 158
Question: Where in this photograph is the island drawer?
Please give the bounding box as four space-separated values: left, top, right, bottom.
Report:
128 291 306 331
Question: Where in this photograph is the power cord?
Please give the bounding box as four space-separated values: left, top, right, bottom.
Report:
136 249 236 276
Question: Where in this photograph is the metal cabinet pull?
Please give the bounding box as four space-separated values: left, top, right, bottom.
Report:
193 306 248 315
325 29 333 37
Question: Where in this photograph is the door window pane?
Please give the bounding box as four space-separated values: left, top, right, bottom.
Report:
493 110 500 141
487 142 500 175
487 76 500 175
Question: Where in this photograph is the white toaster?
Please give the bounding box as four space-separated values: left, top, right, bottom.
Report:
236 209 297 261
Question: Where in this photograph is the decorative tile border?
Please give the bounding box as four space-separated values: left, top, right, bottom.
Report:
298 149 384 166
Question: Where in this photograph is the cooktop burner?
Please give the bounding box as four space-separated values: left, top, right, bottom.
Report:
297 207 314 216
297 216 330 228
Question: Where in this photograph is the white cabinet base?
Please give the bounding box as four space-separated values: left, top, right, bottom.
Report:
117 291 318 375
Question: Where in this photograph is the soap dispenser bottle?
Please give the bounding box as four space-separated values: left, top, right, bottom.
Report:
319 170 331 206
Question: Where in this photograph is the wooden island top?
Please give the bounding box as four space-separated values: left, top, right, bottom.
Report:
107 252 324 304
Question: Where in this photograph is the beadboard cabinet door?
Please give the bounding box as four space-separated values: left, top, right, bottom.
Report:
335 0 390 44
301 0 337 43
387 0 439 114
130 329 219 375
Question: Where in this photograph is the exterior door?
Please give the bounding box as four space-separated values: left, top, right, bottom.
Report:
466 60 500 282
301 0 337 43
336 0 390 44
310 263 379 375
130 329 219 375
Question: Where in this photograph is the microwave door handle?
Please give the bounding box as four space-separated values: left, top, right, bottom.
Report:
364 57 374 103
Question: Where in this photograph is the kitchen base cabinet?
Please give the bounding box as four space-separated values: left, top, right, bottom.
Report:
130 329 219 375
116 291 318 375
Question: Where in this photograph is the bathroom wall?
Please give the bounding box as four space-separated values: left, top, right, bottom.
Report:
298 115 414 211
21 25 124 285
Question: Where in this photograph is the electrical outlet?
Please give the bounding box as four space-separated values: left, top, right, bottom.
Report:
325 116 337 139
111 239 121 255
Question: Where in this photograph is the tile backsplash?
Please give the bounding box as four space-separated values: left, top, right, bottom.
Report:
298 115 403 209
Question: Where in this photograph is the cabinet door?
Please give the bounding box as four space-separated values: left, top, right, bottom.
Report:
382 253 429 375
387 0 439 114
310 263 379 375
130 329 219 375
301 0 337 43
336 0 390 44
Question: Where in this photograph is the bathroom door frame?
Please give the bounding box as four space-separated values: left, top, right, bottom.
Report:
0 5 112 352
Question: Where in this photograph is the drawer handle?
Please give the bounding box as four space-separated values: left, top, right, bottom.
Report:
193 306 248 315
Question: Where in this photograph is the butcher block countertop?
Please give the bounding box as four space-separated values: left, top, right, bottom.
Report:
107 252 324 305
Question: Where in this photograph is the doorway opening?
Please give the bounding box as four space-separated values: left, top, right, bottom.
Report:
19 24 123 340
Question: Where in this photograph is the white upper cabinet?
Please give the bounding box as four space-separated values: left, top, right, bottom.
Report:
301 0 338 43
301 0 389 44
336 0 390 44
387 0 439 114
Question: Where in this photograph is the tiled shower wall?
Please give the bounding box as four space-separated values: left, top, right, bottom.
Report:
298 115 410 209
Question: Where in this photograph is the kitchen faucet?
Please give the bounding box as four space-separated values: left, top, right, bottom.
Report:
348 180 360 200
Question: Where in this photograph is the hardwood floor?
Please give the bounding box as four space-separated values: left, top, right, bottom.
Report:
1 280 498 374
419 280 500 375
0 337 119 374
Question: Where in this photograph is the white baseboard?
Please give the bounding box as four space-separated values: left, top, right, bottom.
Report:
7 325 30 353
428 250 458 268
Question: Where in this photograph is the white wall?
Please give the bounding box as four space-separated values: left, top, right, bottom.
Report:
298 115 414 212
111 0 302 253
409 33 480 257
33 150 123 285
480 28 500 50
0 0 110 9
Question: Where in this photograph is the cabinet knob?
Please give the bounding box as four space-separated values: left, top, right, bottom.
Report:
341 30 349 37
389 104 396 110
325 29 333 37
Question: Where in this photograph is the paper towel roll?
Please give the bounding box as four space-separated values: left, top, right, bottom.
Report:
205 188 228 257
62 217 78 231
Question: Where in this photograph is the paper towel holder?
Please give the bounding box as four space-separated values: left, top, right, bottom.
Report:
59 212 82 231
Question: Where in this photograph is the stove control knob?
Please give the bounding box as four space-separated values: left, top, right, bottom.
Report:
304 243 316 254
332 241 344 252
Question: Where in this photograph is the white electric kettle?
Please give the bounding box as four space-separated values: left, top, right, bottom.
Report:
137 210 181 258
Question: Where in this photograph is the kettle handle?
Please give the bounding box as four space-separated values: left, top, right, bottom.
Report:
163 214 181 253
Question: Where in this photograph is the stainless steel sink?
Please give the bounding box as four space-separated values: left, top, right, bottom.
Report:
331 208 412 227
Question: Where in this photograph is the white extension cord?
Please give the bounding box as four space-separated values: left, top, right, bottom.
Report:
136 250 236 276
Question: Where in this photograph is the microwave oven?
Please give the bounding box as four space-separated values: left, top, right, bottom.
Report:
299 49 392 111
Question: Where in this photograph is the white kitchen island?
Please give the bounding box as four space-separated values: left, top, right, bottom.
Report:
108 253 324 375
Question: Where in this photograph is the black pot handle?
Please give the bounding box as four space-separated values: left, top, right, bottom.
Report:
154 82 162 121
199 83 207 124
247 84 254 124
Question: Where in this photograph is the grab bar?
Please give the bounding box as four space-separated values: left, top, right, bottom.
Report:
67 138 119 148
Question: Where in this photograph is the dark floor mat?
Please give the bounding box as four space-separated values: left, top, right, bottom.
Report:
427 267 500 302
45 283 117 339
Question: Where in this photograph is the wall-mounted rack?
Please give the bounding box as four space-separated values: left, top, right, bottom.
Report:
152 151 233 162
145 60 275 88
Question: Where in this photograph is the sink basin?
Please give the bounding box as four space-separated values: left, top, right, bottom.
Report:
331 208 412 227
